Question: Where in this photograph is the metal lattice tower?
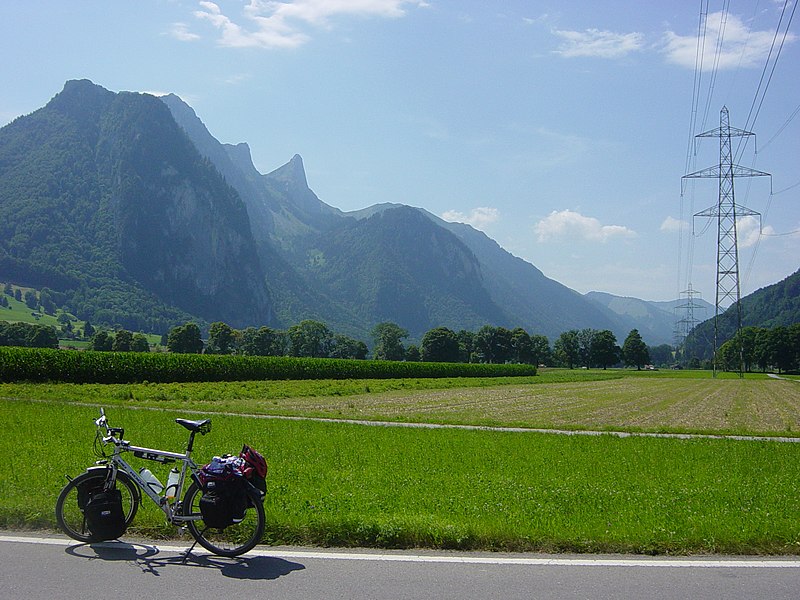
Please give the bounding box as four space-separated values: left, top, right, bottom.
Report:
682 107 770 376
673 283 705 349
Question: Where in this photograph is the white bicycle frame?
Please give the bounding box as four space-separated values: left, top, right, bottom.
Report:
96 411 204 524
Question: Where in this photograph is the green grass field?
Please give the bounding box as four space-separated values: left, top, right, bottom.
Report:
0 295 66 328
2 369 800 554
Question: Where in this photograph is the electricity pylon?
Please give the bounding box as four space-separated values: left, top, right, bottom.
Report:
681 107 770 377
673 283 705 349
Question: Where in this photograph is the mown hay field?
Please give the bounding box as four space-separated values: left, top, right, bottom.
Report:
4 370 798 436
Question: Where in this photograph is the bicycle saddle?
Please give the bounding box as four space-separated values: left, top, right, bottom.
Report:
175 418 211 434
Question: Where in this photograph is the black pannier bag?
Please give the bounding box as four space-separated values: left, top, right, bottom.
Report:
198 457 248 530
83 487 127 541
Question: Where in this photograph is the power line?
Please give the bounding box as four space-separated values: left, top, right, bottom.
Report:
699 0 731 132
760 102 800 152
735 0 797 161
678 0 711 303
773 180 800 195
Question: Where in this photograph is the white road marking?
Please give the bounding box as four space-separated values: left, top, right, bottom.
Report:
3 534 800 568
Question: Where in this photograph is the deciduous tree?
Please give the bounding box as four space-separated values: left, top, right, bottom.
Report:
371 322 408 361
112 329 133 352
91 330 113 352
590 330 620 369
553 330 579 369
510 327 534 364
621 329 649 370
474 325 513 364
421 327 460 362
530 334 552 366
207 321 236 354
288 320 333 358
131 333 150 353
329 334 368 360
167 322 204 354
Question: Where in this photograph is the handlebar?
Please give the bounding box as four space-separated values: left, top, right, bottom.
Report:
95 408 125 446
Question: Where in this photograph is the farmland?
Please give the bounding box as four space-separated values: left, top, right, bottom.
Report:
2 369 800 554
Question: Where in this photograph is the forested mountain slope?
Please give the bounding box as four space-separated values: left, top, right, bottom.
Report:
0 80 273 330
684 268 800 358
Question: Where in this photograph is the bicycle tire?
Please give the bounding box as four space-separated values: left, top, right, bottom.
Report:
55 469 140 543
182 481 265 557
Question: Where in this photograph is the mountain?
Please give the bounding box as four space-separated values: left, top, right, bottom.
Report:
428 213 629 341
161 93 360 333
684 268 800 358
347 204 630 341
0 80 274 330
163 91 655 341
584 291 714 346
4 80 749 344
306 205 510 336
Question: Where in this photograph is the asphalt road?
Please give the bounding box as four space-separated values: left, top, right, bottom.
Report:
3 533 800 599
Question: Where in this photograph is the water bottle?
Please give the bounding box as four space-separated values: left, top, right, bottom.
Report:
165 468 180 500
139 468 164 494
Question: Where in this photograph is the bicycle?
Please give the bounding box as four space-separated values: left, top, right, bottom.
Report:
55 408 266 557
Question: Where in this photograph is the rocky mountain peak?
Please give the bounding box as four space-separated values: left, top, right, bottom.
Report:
268 153 309 190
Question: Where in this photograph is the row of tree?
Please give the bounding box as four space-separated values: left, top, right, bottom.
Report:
0 285 672 370
552 328 652 370
90 328 151 353
716 325 800 373
158 321 556 364
0 321 59 349
151 321 656 370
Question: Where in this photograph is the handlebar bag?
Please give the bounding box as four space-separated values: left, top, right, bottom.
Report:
84 488 127 541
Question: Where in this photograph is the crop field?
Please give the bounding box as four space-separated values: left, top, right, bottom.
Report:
2 370 800 555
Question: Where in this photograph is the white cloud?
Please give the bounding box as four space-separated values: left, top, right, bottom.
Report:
441 207 499 231
738 215 775 248
534 209 636 242
193 0 427 49
169 22 201 41
523 14 551 26
663 12 797 69
660 216 689 232
553 28 645 59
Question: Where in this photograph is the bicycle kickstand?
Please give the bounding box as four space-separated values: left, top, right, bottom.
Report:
180 527 208 564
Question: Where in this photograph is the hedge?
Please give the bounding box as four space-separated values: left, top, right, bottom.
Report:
0 347 537 384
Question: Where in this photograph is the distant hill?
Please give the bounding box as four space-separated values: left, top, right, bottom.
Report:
585 291 713 346
684 268 800 359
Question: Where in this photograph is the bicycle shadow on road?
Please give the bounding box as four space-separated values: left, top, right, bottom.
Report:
65 541 306 580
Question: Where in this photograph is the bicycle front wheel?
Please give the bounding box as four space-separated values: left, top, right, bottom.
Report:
182 482 265 557
55 469 140 543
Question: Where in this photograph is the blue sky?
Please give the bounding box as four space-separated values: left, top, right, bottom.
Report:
2 1 798 303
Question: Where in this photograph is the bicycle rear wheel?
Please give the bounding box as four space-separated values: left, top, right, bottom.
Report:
55 469 140 543
182 482 265 557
